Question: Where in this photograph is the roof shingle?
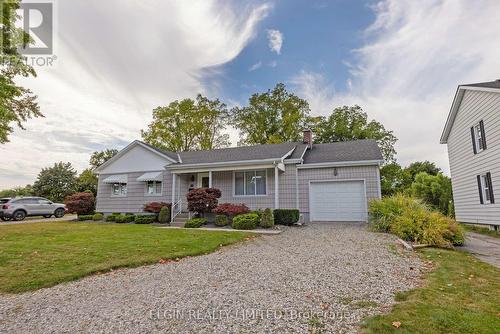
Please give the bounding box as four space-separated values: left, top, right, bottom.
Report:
302 139 383 164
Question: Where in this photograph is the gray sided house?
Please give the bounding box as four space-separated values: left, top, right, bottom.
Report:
441 80 500 227
95 130 383 223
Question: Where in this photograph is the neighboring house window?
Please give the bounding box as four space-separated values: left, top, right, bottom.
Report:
471 120 487 154
234 170 266 196
112 183 127 196
477 173 494 204
146 181 162 195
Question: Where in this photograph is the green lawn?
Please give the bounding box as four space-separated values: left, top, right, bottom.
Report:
361 248 500 334
0 222 252 293
463 224 500 238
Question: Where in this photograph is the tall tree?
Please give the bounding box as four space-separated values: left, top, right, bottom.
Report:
411 172 454 216
0 184 33 198
405 161 441 180
89 149 118 170
0 0 42 143
32 162 77 202
141 94 229 152
230 83 310 145
77 168 98 195
309 105 397 163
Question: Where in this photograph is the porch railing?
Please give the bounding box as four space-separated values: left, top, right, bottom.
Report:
171 199 182 222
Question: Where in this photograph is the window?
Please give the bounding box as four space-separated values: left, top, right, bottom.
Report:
471 120 487 154
112 183 127 196
477 173 494 205
234 170 266 196
38 199 51 204
146 181 162 195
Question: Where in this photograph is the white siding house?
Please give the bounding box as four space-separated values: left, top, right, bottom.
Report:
441 80 500 227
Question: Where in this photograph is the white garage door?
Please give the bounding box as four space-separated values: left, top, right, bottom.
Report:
309 180 367 222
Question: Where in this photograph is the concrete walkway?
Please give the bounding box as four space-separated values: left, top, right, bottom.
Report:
0 215 76 226
461 232 500 268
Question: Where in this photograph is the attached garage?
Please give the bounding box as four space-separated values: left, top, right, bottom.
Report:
309 180 367 222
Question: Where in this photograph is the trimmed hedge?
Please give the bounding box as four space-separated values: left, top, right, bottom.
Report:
134 215 156 224
77 214 94 221
158 206 170 224
232 213 259 230
259 208 274 228
92 213 103 221
273 209 300 226
105 213 119 222
369 194 465 248
115 214 136 224
184 218 207 228
215 215 228 227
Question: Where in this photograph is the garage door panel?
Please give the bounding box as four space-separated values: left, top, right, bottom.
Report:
310 181 366 222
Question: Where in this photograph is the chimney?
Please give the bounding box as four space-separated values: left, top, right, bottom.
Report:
303 128 313 147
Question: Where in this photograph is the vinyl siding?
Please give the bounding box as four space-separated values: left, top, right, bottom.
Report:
297 165 381 222
96 170 172 213
447 89 500 225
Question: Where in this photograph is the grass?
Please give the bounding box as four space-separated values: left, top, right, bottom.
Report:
0 221 252 293
463 224 500 238
361 248 500 334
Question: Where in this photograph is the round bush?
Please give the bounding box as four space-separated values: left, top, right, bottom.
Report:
134 215 156 224
215 215 228 226
158 206 170 224
259 208 274 228
184 218 207 228
232 213 259 230
92 213 103 221
273 209 299 225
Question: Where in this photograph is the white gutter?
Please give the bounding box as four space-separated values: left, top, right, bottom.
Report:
296 159 384 169
166 157 283 170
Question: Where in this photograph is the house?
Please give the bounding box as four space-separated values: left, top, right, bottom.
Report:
441 80 500 228
95 130 383 223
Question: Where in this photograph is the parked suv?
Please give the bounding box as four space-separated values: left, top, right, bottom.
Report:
0 197 66 221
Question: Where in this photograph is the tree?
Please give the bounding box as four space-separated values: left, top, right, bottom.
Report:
32 162 77 202
141 94 229 152
380 163 410 196
309 105 397 163
77 168 98 195
405 161 441 180
89 149 118 170
411 172 454 216
0 185 33 198
0 0 42 143
230 83 310 145
64 192 95 215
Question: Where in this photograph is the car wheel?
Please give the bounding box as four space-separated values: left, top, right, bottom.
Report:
54 208 65 218
13 210 26 221
1 216 11 221
43 215 52 218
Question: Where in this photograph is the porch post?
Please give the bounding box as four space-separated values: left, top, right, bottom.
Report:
171 173 176 222
274 165 279 209
208 170 212 188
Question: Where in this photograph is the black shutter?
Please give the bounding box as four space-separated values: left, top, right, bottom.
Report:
480 120 487 150
487 172 494 204
477 175 484 204
471 127 477 154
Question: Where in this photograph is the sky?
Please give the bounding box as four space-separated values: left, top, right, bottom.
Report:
1 0 500 189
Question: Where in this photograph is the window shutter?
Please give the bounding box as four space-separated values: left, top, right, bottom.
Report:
477 175 484 204
486 172 494 204
471 127 477 154
480 120 487 150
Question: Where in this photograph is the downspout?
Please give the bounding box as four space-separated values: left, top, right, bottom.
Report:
273 161 279 209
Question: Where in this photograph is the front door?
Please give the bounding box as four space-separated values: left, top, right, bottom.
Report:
197 172 210 188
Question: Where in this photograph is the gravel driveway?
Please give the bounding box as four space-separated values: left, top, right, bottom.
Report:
0 223 422 333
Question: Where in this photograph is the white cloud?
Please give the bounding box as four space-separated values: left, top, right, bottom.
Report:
291 0 500 173
248 61 262 71
1 0 271 188
267 29 283 54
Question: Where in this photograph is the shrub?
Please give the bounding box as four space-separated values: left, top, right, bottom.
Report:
134 215 156 224
64 192 95 215
184 218 207 228
77 214 94 221
369 194 465 248
143 202 171 213
259 208 274 228
114 214 136 224
92 213 103 221
215 215 228 226
232 213 259 230
105 213 119 222
186 188 221 215
212 203 250 219
273 209 300 226
158 206 170 224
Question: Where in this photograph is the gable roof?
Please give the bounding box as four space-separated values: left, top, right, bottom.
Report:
302 140 383 164
441 80 500 144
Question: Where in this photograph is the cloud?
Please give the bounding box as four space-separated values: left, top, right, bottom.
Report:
248 61 262 71
267 29 283 54
291 0 500 173
1 0 271 188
